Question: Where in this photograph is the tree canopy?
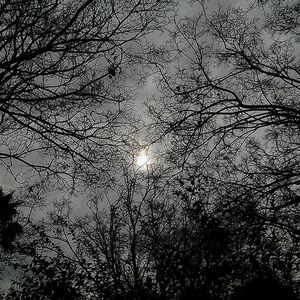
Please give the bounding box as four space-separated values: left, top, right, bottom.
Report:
0 0 299 299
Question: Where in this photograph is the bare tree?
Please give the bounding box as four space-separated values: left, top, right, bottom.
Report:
0 0 174 186
19 163 172 299
149 0 300 237
3 1 300 298
7 168 299 299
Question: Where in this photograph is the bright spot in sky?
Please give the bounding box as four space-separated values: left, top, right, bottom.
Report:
136 150 150 167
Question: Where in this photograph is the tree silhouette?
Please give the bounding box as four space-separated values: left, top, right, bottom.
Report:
232 273 298 300
0 0 174 185
6 254 85 299
0 189 22 251
7 171 298 299
2 1 300 299
150 0 300 247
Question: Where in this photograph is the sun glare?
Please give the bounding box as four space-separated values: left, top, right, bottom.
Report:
136 150 150 168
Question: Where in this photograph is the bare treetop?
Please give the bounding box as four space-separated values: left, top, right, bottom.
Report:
0 0 174 186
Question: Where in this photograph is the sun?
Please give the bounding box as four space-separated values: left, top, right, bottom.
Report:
136 150 150 168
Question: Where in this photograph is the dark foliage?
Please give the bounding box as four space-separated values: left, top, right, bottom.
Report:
0 190 22 251
1 0 300 299
233 274 298 300
6 255 85 299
